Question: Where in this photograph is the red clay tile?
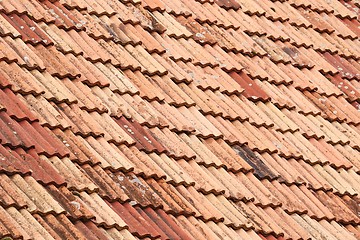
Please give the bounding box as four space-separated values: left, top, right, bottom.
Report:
20 121 69 158
108 202 159 238
314 191 360 224
142 0 166 12
35 213 88 240
0 112 35 150
42 1 85 31
145 207 193 239
0 69 12 89
0 88 37 122
46 185 95 221
236 0 266 16
153 11 192 39
322 52 359 80
157 209 193 239
0 0 30 14
2 36 46 70
0 206 28 239
33 45 81 79
115 116 168 154
134 7 167 33
214 0 241 10
0 12 22 38
229 71 270 101
13 148 66 186
0 145 31 176
341 18 360 36
73 221 104 240
2 13 53 45
176 15 217 45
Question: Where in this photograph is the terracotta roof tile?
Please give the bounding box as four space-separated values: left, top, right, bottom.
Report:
0 88 37 122
0 12 22 38
77 192 128 230
0 1 28 15
116 116 167 154
236 0 267 16
2 12 53 46
149 209 193 239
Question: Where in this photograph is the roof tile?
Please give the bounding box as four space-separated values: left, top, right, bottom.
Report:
214 0 241 10
229 71 270 101
0 88 37 122
2 12 53 45
0 12 22 38
78 191 128 230
116 116 168 154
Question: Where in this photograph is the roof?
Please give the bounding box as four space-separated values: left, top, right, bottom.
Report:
0 0 359 239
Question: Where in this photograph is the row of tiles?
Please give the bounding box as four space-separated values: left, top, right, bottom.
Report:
1 105 359 201
1 22 360 123
2 0 359 42
1 11 360 83
2 131 359 201
1 37 359 132
1 126 360 227
2 84 360 173
1 10 360 148
0 107 359 191
1 0 359 64
1 64 360 185
1 56 360 132
1 0 360 82
0 171 359 240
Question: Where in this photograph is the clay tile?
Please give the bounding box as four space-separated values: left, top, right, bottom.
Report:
156 209 193 239
42 1 85 31
73 221 101 240
1 0 360 237
5 13 53 45
17 148 66 186
46 185 95 221
110 202 161 238
143 208 183 239
0 62 44 95
233 145 278 180
31 123 70 158
345 224 360 240
0 88 38 122
107 171 164 208
0 68 12 89
229 71 270 102
17 121 56 156
133 206 169 238
33 45 81 79
0 206 24 239
176 15 217 45
142 0 166 12
116 117 168 154
2 36 46 70
0 145 31 175
214 0 241 10
342 18 360 37
0 111 35 149
135 6 167 33
0 180 18 208
0 12 22 38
